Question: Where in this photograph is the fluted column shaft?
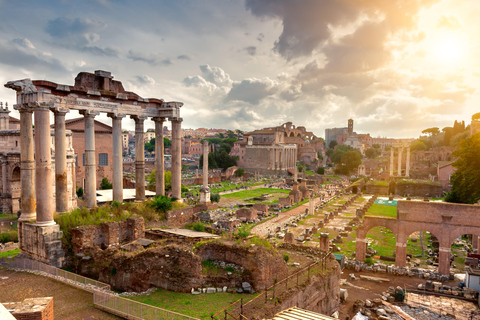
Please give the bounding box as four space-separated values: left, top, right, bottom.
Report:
52 107 69 213
171 118 182 200
109 113 125 202
34 105 54 225
81 111 99 208
153 117 165 196
133 116 146 201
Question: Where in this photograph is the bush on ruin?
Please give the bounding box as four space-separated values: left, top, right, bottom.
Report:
150 195 173 213
210 193 221 203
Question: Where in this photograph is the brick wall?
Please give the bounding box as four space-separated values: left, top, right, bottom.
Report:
71 216 144 253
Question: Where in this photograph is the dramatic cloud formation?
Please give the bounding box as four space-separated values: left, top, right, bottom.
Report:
0 0 478 137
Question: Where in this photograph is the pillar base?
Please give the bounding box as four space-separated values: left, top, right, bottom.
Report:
200 187 210 204
18 213 36 222
18 222 65 268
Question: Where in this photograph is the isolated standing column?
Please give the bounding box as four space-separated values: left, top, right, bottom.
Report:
132 115 146 201
170 118 182 200
109 113 125 203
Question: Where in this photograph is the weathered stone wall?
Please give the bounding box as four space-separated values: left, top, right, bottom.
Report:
395 181 443 197
80 245 202 292
365 184 389 195
165 204 218 228
278 243 325 255
19 222 65 268
243 147 271 170
196 241 288 290
71 216 144 254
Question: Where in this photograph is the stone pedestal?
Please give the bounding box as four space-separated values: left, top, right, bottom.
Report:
199 186 211 204
18 222 65 268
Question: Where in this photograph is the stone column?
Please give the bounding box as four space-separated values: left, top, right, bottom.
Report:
438 247 451 275
52 107 69 213
132 115 146 201
390 147 394 176
397 147 403 176
108 113 125 203
405 147 410 177
355 237 367 262
80 110 99 208
2 157 7 194
16 106 36 221
34 104 54 226
171 118 182 200
200 140 210 204
153 117 165 196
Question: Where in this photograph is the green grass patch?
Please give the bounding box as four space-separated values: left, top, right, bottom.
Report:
222 188 290 200
366 204 397 218
0 230 18 243
0 248 20 258
0 213 17 221
367 227 396 257
130 288 258 319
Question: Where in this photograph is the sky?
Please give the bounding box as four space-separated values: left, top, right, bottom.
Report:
0 0 479 139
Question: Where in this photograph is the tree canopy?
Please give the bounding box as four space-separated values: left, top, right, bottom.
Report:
445 133 480 204
410 140 427 152
335 151 362 175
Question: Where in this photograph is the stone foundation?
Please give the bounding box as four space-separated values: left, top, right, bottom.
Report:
18 222 65 268
2 297 53 320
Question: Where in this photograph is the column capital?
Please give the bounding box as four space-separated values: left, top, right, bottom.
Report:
50 106 70 115
14 104 35 113
107 112 126 119
152 117 166 123
169 117 183 123
79 110 100 118
130 114 147 123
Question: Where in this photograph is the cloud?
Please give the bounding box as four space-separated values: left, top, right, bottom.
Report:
257 33 264 42
12 38 35 49
227 78 278 104
437 15 461 29
127 50 172 66
135 75 156 85
198 65 233 87
0 39 68 74
44 17 119 56
177 54 191 60
245 0 438 61
243 46 256 56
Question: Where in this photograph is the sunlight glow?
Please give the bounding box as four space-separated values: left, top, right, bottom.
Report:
428 31 467 65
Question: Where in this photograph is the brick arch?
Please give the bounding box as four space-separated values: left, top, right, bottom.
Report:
449 226 480 246
403 223 443 246
356 217 399 264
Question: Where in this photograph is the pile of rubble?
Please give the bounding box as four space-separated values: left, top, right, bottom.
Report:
344 260 451 282
418 280 478 299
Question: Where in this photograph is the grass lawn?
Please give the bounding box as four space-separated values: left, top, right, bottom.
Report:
366 204 397 218
222 188 290 200
367 227 396 257
0 248 20 258
0 213 17 220
130 288 257 319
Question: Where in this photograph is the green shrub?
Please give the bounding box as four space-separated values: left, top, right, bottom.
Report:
76 187 84 198
236 226 250 238
100 177 113 190
210 193 221 203
110 267 117 276
111 200 121 208
316 167 325 175
186 222 205 232
150 195 173 213
0 230 18 243
225 266 235 272
283 253 290 263
364 257 374 266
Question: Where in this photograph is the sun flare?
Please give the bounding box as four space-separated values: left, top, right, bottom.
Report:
428 31 467 65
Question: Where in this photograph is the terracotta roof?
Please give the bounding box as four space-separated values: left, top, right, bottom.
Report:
438 161 453 169
60 117 113 133
9 116 19 123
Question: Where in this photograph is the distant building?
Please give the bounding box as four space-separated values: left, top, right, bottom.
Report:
232 122 324 174
145 128 155 143
437 161 455 191
325 127 348 148
65 117 113 190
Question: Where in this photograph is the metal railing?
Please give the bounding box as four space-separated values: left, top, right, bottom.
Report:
0 257 199 320
94 291 200 320
211 251 333 320
0 257 110 292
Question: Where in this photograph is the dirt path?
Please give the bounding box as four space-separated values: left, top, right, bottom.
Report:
0 268 120 320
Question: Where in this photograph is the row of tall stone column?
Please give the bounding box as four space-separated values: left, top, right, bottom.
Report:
389 146 410 177
16 103 183 224
270 147 296 170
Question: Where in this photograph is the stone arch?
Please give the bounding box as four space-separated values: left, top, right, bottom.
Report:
289 132 295 137
11 166 20 181
356 217 399 263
